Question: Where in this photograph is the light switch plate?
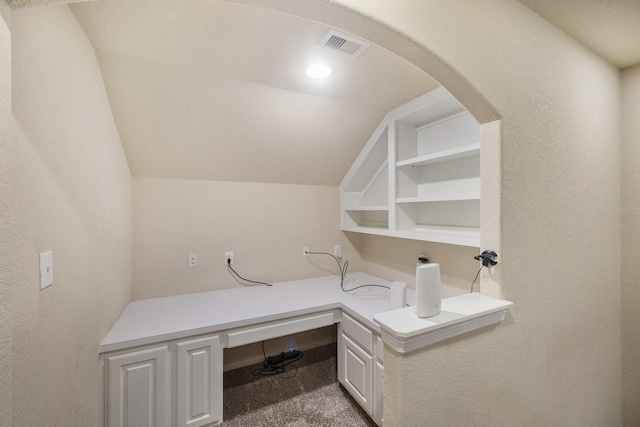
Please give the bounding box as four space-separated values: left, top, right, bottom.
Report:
40 251 53 289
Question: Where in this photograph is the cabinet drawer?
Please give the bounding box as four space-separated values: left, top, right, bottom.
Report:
376 335 384 363
342 313 374 354
226 312 335 348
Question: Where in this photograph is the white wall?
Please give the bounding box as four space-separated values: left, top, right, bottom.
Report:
132 177 362 299
0 0 628 425
355 234 481 297
0 3 13 426
132 177 360 367
622 63 640 426
328 0 621 425
5 4 132 425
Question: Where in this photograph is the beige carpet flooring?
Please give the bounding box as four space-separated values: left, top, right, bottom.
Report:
223 343 377 427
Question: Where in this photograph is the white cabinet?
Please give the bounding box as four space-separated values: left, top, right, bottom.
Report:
338 313 383 425
176 336 223 427
373 336 384 426
340 87 481 247
340 333 374 414
106 346 171 427
103 336 223 427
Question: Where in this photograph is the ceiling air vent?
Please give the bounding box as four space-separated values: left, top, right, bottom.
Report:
319 30 371 59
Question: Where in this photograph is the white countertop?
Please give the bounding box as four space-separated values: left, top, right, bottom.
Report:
101 272 512 355
100 272 406 353
373 292 514 353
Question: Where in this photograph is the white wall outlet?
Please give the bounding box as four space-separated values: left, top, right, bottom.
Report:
39 251 53 289
225 251 234 265
188 254 197 268
334 244 342 258
303 247 309 258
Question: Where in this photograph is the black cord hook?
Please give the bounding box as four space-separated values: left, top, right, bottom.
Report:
474 250 498 267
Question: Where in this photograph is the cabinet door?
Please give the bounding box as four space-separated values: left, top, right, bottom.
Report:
339 333 374 415
107 346 171 427
176 336 222 427
374 360 384 426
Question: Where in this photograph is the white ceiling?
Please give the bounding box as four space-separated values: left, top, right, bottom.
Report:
516 0 640 69
66 0 640 186
69 0 438 186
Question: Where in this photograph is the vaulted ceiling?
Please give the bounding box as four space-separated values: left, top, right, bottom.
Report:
69 0 438 186
36 0 640 186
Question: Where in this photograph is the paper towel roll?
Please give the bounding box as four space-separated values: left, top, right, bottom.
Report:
416 263 441 318
389 281 407 310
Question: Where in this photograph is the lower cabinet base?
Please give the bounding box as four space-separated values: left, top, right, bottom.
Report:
338 313 384 426
102 312 383 427
104 336 223 427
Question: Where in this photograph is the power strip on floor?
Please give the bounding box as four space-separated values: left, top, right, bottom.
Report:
265 350 302 366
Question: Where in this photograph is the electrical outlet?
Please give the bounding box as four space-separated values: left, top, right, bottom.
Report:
188 254 198 268
225 251 234 265
39 251 53 289
334 244 342 258
303 247 309 258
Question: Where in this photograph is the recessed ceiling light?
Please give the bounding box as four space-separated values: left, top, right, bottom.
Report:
306 63 332 79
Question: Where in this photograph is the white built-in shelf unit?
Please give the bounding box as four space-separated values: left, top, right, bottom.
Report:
340 87 481 247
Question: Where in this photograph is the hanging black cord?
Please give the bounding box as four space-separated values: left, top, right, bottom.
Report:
227 260 271 286
470 265 483 293
306 251 390 292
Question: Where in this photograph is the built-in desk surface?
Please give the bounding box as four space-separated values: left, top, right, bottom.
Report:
100 272 399 353
100 272 512 355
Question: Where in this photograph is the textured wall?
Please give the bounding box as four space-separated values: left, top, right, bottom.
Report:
0 0 626 425
0 3 13 426
329 0 622 425
8 5 131 426
356 234 481 297
622 64 640 426
132 177 362 299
